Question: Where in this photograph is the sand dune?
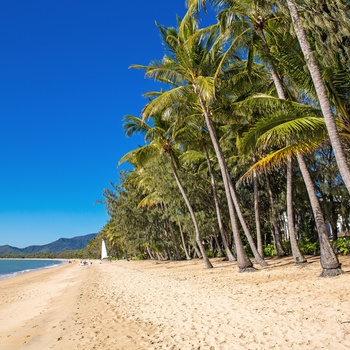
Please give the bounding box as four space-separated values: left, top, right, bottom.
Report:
1 256 350 349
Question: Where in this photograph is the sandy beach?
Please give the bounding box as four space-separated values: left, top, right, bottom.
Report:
1 256 350 350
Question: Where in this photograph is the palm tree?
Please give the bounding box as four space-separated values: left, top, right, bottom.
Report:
253 7 308 264
119 114 213 268
190 0 350 269
180 124 237 261
134 10 268 270
201 0 305 263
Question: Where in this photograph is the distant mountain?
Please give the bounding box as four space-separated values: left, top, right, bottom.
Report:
0 245 23 255
0 233 97 255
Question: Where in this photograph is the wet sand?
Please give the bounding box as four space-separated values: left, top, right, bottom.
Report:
1 256 350 349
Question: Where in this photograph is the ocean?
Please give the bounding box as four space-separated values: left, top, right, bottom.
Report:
0 259 63 279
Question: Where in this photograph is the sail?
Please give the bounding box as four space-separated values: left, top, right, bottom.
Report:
101 239 108 260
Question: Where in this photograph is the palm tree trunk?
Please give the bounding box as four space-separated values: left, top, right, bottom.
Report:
223 222 237 258
297 154 342 276
193 245 202 259
253 165 264 257
204 147 236 261
225 167 268 267
178 221 192 260
287 157 307 264
286 0 350 194
212 230 224 257
198 96 254 271
167 154 213 268
168 218 181 261
146 246 155 260
155 252 162 261
255 26 286 98
264 170 285 257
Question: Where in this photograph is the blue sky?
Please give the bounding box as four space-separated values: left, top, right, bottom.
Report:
0 0 189 247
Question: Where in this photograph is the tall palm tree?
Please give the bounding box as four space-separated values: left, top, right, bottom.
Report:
198 0 306 263
190 0 350 268
134 10 268 270
180 124 237 261
119 114 213 268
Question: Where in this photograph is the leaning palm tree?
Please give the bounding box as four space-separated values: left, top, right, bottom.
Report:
189 0 303 261
132 10 268 270
229 1 307 264
180 122 237 261
189 0 350 266
202 0 311 264
119 114 213 268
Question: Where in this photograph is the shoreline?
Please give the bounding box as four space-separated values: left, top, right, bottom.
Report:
1 256 350 349
0 258 68 280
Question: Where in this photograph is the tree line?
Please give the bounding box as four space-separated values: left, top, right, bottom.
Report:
101 0 350 276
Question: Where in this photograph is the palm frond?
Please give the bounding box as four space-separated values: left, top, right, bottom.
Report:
234 94 323 115
180 150 206 166
240 114 328 155
142 86 190 119
214 27 251 85
237 142 322 185
144 58 185 86
137 192 164 209
118 144 162 168
195 75 215 101
123 115 151 137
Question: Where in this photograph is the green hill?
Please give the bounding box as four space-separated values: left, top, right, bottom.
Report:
0 233 97 255
0 245 23 255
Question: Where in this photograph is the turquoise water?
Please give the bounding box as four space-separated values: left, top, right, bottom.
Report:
0 259 63 279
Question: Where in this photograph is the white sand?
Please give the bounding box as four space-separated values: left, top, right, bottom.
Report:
1 256 350 349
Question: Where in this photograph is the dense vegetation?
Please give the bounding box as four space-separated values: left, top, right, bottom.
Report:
100 1 350 276
0 250 88 260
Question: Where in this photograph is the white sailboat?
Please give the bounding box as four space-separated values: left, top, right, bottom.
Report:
101 239 109 260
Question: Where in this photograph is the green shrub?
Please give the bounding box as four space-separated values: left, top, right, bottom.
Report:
132 254 146 260
263 244 277 257
333 238 350 255
206 250 215 258
298 240 320 255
